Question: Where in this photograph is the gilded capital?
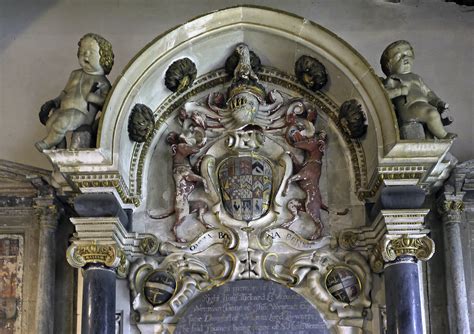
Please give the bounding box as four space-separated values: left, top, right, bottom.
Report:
67 242 128 277
438 199 465 222
437 190 465 218
370 235 435 272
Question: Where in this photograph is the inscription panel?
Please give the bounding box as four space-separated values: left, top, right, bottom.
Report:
175 280 328 334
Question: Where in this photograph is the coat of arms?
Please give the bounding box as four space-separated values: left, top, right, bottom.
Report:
148 43 342 243
218 156 272 221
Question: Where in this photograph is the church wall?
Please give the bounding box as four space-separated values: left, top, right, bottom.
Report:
0 0 473 169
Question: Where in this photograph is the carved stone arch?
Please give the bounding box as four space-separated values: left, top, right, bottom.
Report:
87 6 397 208
48 6 457 334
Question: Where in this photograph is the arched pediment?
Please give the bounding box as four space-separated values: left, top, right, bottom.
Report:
47 6 396 207
44 5 453 207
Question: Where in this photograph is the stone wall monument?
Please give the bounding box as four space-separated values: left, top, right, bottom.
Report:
33 6 458 334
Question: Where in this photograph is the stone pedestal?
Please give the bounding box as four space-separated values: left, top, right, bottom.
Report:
82 265 116 334
399 121 425 140
66 193 132 334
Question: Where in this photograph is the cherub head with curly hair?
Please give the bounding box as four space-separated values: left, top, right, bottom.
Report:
77 33 114 75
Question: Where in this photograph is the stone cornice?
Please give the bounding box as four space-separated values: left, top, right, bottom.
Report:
339 209 430 252
338 209 433 272
0 159 52 198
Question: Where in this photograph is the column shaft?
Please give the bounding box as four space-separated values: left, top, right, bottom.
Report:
443 221 470 333
82 265 116 334
384 260 423 334
36 224 57 334
34 202 58 334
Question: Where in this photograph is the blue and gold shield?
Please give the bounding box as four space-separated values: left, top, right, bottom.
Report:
218 156 272 221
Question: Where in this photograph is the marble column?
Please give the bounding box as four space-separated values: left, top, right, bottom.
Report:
378 186 433 334
439 193 470 334
82 264 116 334
377 234 434 334
67 242 126 334
67 193 130 334
34 198 59 334
384 257 422 334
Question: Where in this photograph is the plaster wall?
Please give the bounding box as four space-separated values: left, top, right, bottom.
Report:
0 0 473 169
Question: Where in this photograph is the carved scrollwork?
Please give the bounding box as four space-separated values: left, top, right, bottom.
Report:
338 231 358 250
262 247 372 321
226 129 265 151
307 250 372 318
263 251 327 286
369 243 385 274
139 235 160 255
129 252 234 324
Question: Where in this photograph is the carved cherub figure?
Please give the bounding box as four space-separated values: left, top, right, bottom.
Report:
380 40 455 139
36 33 114 151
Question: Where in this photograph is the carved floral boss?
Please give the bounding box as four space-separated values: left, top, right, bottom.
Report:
131 44 356 243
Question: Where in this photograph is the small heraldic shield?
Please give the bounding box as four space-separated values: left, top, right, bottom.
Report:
218 156 272 221
325 267 361 304
143 270 176 306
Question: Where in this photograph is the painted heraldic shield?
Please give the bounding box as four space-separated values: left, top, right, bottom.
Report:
218 156 272 221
